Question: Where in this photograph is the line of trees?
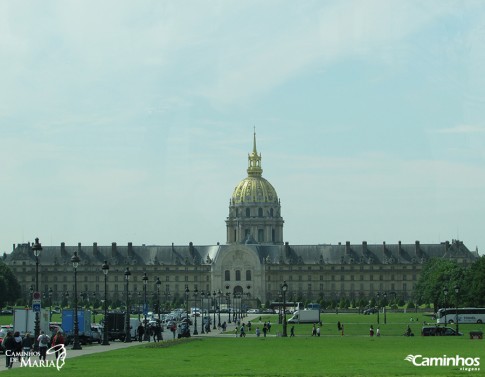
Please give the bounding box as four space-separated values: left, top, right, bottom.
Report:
414 256 485 312
0 261 21 309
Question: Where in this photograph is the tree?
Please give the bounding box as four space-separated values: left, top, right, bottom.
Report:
413 258 465 312
462 256 485 307
0 261 21 308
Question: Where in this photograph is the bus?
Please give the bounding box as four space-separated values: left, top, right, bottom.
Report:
437 308 485 324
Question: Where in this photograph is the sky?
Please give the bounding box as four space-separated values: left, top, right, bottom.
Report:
1 0 484 256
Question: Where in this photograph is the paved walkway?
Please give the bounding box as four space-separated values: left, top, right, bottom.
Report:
0 314 267 373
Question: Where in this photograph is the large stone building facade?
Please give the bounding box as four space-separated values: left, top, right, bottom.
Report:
3 134 479 309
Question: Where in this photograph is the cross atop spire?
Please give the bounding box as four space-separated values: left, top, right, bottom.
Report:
247 130 262 177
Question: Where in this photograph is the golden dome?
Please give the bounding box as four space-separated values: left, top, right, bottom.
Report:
232 176 278 204
231 131 279 204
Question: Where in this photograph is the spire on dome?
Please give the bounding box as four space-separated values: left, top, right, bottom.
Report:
247 130 263 177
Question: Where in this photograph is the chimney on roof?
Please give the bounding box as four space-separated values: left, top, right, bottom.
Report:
111 242 117 258
415 240 420 256
345 241 351 255
128 242 133 257
93 242 98 255
362 241 368 256
61 242 66 256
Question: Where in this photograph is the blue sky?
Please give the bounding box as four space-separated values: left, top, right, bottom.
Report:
1 0 484 255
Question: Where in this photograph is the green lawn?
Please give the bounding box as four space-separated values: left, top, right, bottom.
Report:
2 312 484 376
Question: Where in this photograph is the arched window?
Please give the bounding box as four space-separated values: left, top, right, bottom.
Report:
235 270 241 281
246 270 252 281
245 208 250 217
258 208 263 217
224 270 230 281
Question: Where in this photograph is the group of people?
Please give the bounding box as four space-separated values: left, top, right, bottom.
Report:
2 329 64 369
137 322 162 342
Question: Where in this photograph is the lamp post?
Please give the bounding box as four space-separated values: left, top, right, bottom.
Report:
71 251 82 350
217 289 222 327
101 260 110 346
383 292 387 324
200 291 205 334
454 285 460 334
233 292 238 322
212 291 217 329
124 267 132 343
29 285 34 307
142 273 149 341
156 277 161 322
193 288 198 335
48 288 53 322
443 287 449 324
92 292 97 323
185 285 190 316
282 281 288 337
376 292 380 325
226 292 232 324
32 237 42 347
137 292 142 322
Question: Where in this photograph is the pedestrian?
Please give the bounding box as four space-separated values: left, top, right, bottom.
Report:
22 332 34 361
256 327 261 337
312 324 317 336
337 321 341 331
263 324 267 337
376 327 381 337
240 323 246 337
13 331 22 361
171 323 177 339
137 323 145 342
155 323 162 342
369 325 374 337
3 331 16 369
51 330 65 360
267 321 271 333
222 321 227 332
316 326 321 336
37 330 50 361
247 321 252 331
290 325 295 337
341 324 344 336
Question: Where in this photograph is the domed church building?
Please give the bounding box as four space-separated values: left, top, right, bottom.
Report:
4 134 479 309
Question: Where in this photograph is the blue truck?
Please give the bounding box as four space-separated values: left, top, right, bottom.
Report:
61 309 93 345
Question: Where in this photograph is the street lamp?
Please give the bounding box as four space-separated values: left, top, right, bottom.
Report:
193 288 198 335
454 285 460 334
226 293 232 324
137 292 142 322
282 281 288 337
212 291 217 330
383 292 387 324
185 285 190 316
92 292 97 323
376 292 380 325
101 260 110 346
124 267 132 343
32 237 42 347
71 251 82 350
443 287 449 324
200 291 205 334
48 288 53 322
156 277 161 322
143 272 149 341
217 289 222 327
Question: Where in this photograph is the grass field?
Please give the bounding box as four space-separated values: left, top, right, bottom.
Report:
2 312 484 376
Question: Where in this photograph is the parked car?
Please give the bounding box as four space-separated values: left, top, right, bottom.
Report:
247 309 260 314
421 326 463 336
0 309 13 315
363 308 378 315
